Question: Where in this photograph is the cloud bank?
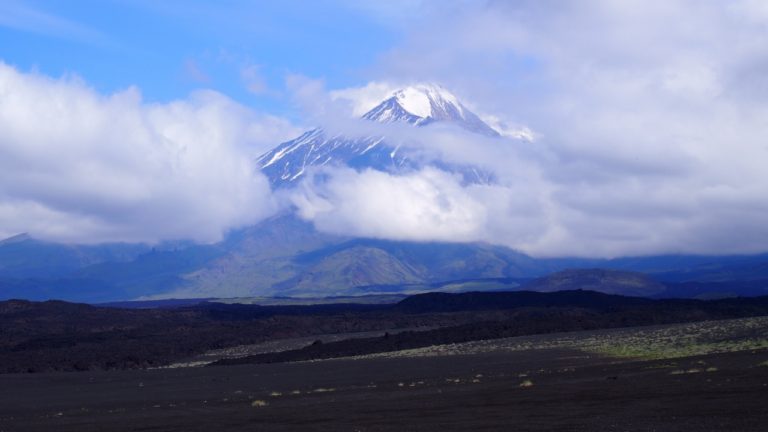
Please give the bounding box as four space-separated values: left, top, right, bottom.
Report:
4 1 768 259
288 0 768 257
0 62 298 244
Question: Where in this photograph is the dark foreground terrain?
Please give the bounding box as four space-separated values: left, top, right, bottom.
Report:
1 331 766 431
4 290 768 373
2 292 768 431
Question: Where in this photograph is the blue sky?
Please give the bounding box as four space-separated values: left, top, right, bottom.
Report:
0 0 399 117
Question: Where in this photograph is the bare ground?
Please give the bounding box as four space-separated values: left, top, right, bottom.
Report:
1 321 768 431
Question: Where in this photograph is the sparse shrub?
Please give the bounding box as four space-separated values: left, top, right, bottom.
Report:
313 387 335 393
670 368 703 375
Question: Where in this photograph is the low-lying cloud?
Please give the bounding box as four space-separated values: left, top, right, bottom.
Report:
0 62 298 244
290 165 552 249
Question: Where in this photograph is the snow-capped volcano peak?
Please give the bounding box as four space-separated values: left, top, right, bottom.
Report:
257 83 503 186
361 83 499 136
392 83 464 119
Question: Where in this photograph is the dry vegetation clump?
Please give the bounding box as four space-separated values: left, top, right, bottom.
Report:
312 387 335 393
669 368 710 375
519 379 534 388
580 317 768 360
352 316 768 363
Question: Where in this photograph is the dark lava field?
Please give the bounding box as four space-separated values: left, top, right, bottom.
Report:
1 343 767 431
2 291 768 431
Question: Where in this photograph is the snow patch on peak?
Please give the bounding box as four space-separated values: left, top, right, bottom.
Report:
359 83 501 136
392 83 465 119
394 87 432 118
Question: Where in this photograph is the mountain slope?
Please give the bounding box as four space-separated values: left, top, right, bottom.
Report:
0 235 149 279
272 246 426 296
159 214 345 299
163 222 552 298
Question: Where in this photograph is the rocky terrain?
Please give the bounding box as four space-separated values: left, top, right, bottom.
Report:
1 318 766 431
3 290 768 373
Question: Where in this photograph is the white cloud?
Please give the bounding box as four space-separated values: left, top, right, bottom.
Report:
240 64 267 95
291 167 486 242
289 165 552 248
183 59 210 84
330 81 398 117
286 0 768 258
0 62 296 244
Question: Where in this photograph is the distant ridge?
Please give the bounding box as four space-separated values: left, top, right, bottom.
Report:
525 268 667 297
